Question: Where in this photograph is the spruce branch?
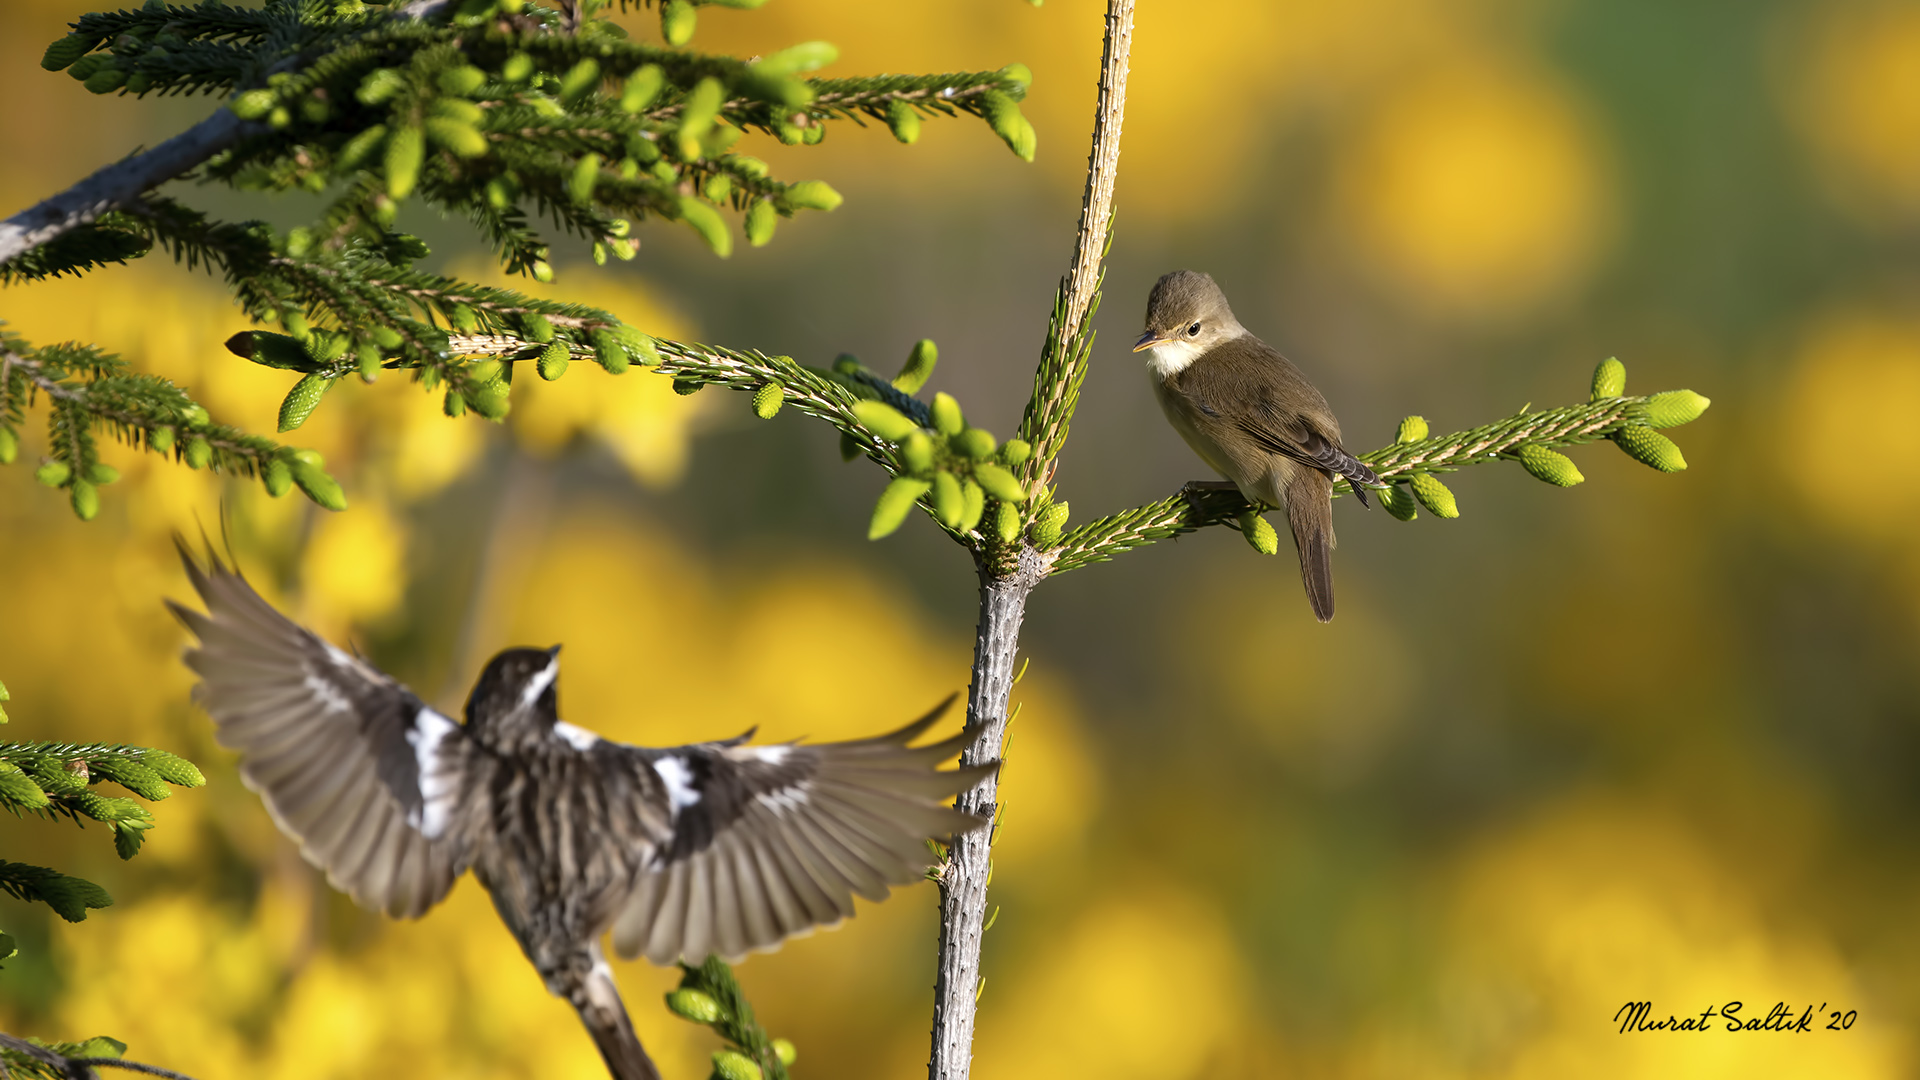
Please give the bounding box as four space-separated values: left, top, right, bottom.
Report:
0 741 205 862
660 957 798 1080
0 1033 201 1080
0 862 114 925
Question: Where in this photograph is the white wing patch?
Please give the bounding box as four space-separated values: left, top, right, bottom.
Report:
747 745 790 765
652 755 702 819
520 653 560 708
404 706 461 838
302 666 354 716
757 782 811 818
553 721 600 751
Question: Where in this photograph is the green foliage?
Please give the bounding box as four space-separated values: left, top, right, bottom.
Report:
663 957 795 1080
0 1033 129 1080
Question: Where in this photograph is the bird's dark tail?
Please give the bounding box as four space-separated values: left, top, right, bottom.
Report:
563 950 661 1080
1287 475 1336 623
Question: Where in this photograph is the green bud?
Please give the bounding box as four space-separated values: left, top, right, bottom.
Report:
147 425 174 454
972 462 1027 503
425 117 487 158
184 436 211 470
558 58 601 103
70 480 99 520
701 124 742 159
444 388 467 416
85 65 127 94
303 330 349 367
338 124 389 172
292 461 347 511
35 461 71 487
385 125 425 199
438 65 486 96
278 373 333 432
1409 472 1459 518
672 377 703 396
125 72 153 95
803 122 825 145
745 199 777 247
886 100 921 144
953 428 996 460
502 53 534 84
869 477 932 539
852 401 921 442
930 392 964 436
664 988 723 1024
267 104 292 129
263 458 292 496
980 91 1036 161
1613 424 1686 472
591 330 630 374
1396 415 1428 444
999 438 1032 467
931 471 964 528
993 501 1022 544
894 338 936 393
711 1050 762 1080
782 180 843 212
772 1039 796 1067
429 97 483 125
230 89 275 120
1591 356 1625 401
614 326 659 366
42 34 95 72
537 341 570 381
521 313 555 343
531 259 554 283
621 65 664 113
357 68 406 105
1516 444 1584 487
1030 500 1068 546
958 478 986 532
661 0 697 46
1643 390 1710 429
677 77 724 159
0 428 16 464
755 41 838 77
703 174 732 204
753 382 784 419
900 431 936 476
371 325 404 350
85 463 119 485
570 153 602 204
999 63 1033 89
775 120 805 145
678 196 732 257
1381 481 1418 520
182 405 209 428
1237 510 1279 555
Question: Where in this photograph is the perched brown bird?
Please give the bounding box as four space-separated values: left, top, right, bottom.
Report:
168 544 991 1080
1134 270 1382 622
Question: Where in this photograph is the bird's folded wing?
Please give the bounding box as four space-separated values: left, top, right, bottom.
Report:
609 695 994 965
168 544 475 918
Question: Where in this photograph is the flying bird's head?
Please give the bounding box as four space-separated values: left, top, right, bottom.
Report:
1134 270 1246 379
466 645 562 739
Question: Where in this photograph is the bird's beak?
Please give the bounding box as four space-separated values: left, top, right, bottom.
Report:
1133 330 1169 353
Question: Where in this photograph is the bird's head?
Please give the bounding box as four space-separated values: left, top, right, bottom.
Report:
465 645 562 736
1134 269 1244 377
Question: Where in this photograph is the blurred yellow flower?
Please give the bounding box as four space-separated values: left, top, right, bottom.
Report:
1783 0 1920 223
299 493 409 635
1781 309 1920 546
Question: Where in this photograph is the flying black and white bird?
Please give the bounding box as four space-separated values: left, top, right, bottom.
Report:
168 545 993 1080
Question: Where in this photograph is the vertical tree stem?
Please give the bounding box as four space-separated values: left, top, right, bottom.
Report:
931 548 1050 1080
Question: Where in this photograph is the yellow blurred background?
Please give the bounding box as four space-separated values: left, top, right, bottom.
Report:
5 0 1920 1077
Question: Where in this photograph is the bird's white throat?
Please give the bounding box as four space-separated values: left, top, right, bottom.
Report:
1143 338 1206 381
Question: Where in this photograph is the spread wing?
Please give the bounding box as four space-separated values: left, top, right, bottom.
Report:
167 543 477 919
1180 342 1382 501
609 695 993 964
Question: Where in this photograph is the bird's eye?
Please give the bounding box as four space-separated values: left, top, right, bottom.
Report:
1186 322 1202 337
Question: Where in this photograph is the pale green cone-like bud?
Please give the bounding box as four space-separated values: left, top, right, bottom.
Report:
438 65 485 96
953 428 996 460
1410 473 1459 518
147 426 174 455
711 1050 762 1080
520 312 555 343
281 309 311 340
278 373 333 432
753 382 784 419
85 463 118 485
42 34 93 72
772 1039 796 1067
425 117 486 158
930 392 964 436
665 988 723 1024
870 477 932 539
1643 389 1710 428
558 58 600 104
679 197 732 257
703 174 731 204
614 325 659 366
35 461 71 487
444 388 467 417
783 180 843 212
745 200 777 247
1237 509 1279 555
263 458 292 496
357 67 404 105
591 330 629 374
231 89 275 119
502 52 534 83
1613 424 1686 472
887 100 921 144
292 461 347 511
901 431 936 476
672 377 703 396
980 91 1036 161
853 401 920 442
570 153 601 204
931 471 964 528
184 436 212 470
958 478 986 532
1517 444 1584 486
1030 500 1069 546
338 124 387 172
385 125 425 199
621 66 663 112
1381 482 1418 521
677 78 723 158
0 427 15 464
999 438 1032 466
1396 415 1428 444
357 341 383 382
994 501 1021 544
998 63 1033 88
1591 356 1626 401
537 341 570 381
662 0 697 45
895 338 937 393
70 480 99 521
973 462 1027 503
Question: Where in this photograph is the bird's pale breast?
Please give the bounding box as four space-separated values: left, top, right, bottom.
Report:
1149 368 1298 509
